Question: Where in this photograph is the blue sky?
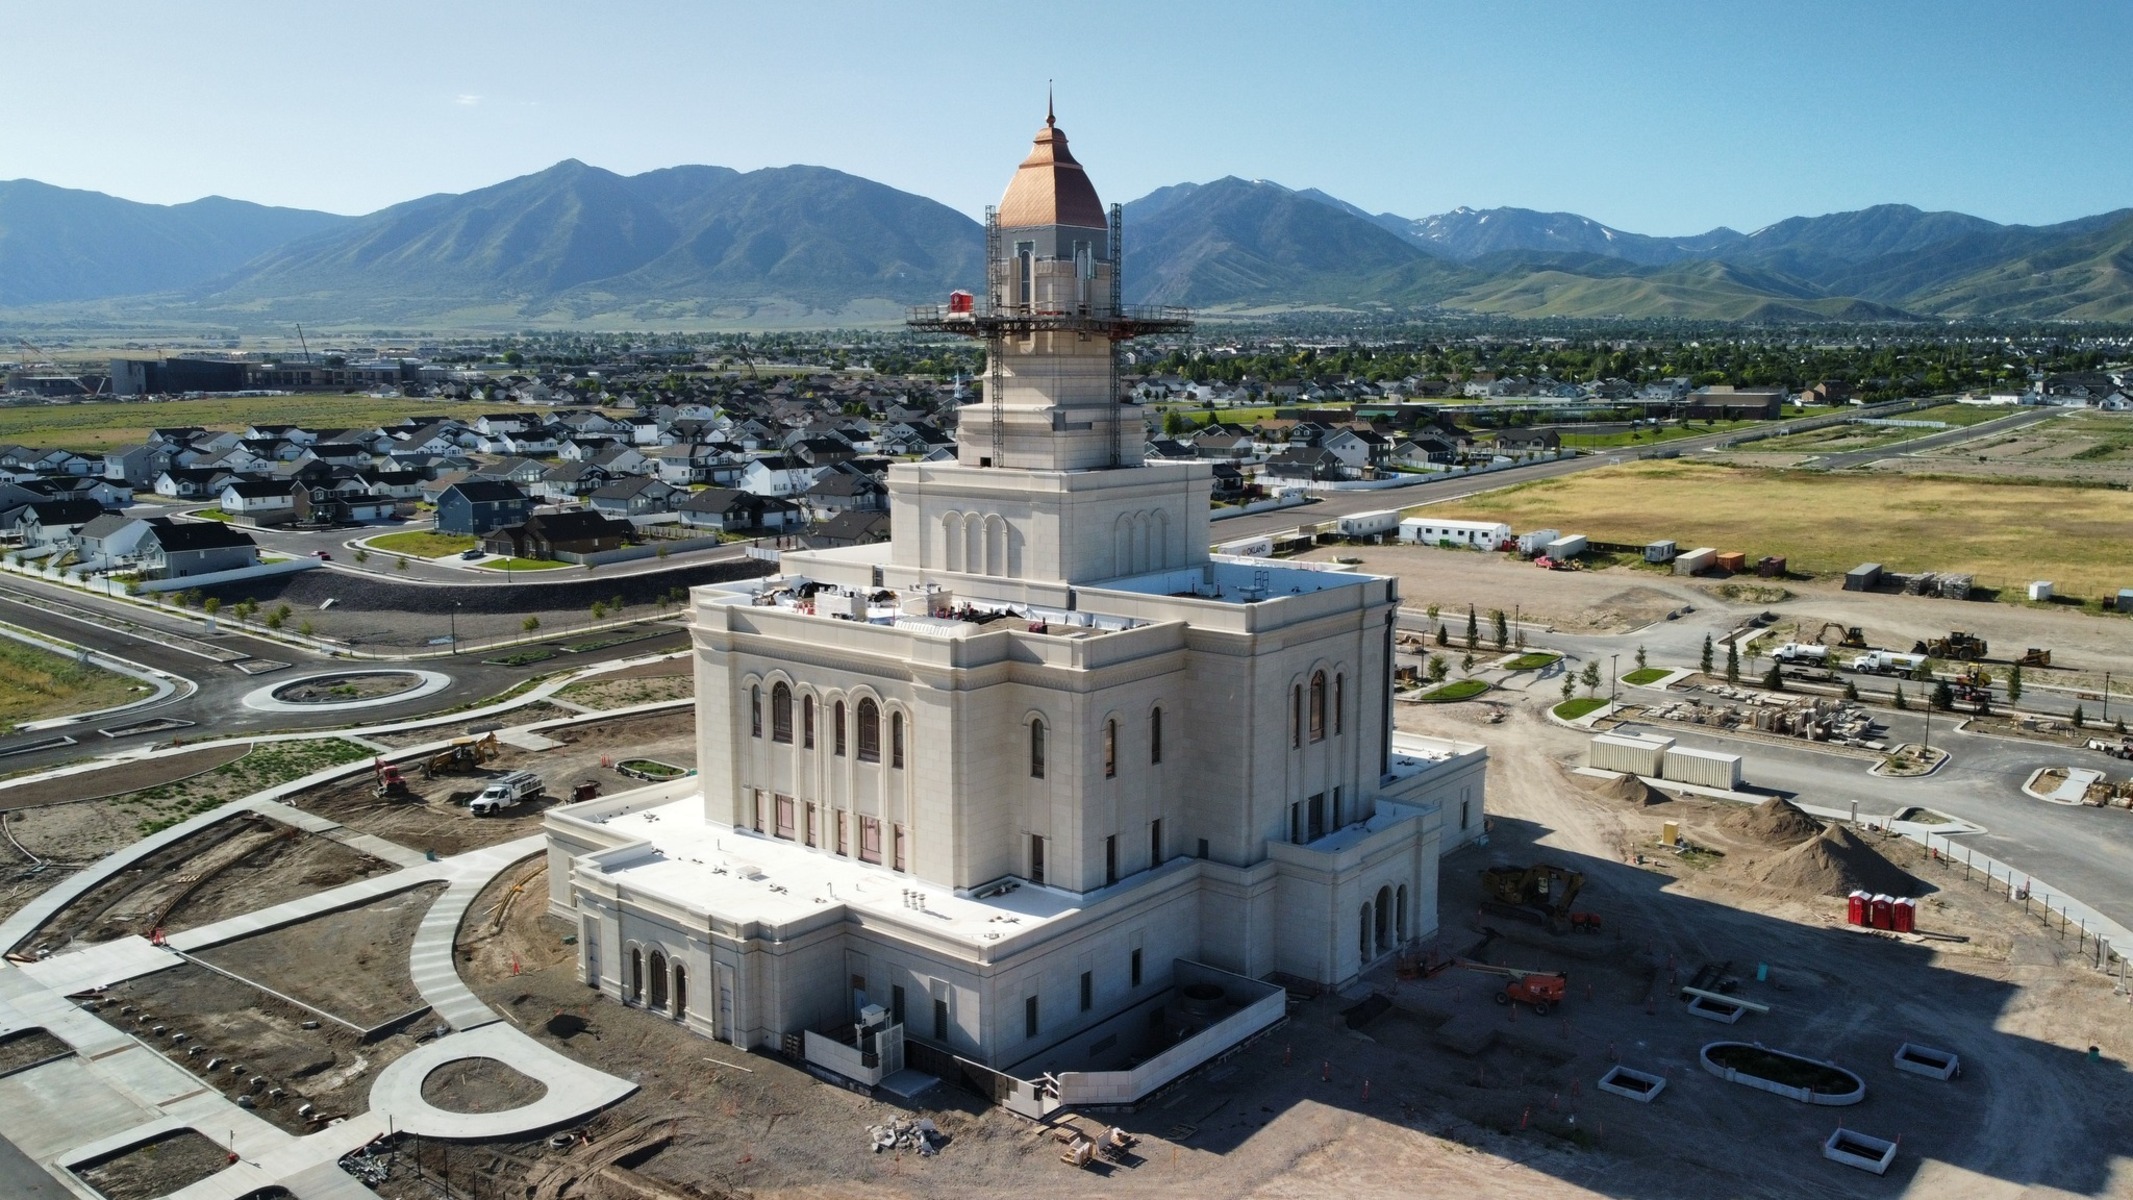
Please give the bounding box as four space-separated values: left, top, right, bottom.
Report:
10 1 2128 233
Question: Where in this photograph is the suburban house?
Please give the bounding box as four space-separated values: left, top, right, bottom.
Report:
1685 386 1786 420
219 480 299 524
13 498 106 549
802 508 890 548
676 488 801 534
292 482 397 526
799 471 887 521
74 514 169 566
435 480 536 536
137 521 260 579
1489 429 1560 454
480 511 633 560
587 477 685 520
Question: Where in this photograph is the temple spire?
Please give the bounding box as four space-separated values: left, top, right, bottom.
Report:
1046 82 1054 128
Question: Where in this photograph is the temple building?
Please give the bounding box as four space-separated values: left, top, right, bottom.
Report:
545 108 1488 1103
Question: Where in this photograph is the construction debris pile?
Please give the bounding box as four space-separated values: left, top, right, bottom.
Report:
1896 571 1974 600
869 1117 945 1156
2081 777 2133 808
1643 693 1880 747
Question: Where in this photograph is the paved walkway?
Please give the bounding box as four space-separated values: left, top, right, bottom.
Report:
367 1022 636 1138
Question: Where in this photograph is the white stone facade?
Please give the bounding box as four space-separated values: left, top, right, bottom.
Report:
543 114 1487 1083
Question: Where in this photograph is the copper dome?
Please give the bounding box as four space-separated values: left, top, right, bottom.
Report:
997 107 1107 230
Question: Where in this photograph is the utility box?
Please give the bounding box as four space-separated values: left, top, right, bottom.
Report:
1544 534 1588 560
1673 547 1717 576
1661 746 1743 789
2028 580 2053 602
1660 821 1680 847
1644 540 1678 564
1591 733 1672 777
1844 563 1884 591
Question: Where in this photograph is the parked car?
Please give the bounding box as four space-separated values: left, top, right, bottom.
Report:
460 547 484 560
311 550 332 560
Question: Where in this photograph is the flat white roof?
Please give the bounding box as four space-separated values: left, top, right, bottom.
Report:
588 798 1091 945
1101 560 1371 604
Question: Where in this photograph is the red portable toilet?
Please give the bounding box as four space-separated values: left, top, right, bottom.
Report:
1891 898 1916 933
947 290 975 314
1870 895 1895 930
1847 891 1869 926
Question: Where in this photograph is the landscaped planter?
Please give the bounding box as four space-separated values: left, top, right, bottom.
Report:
1823 1126 1898 1175
1701 1041 1864 1106
1892 1042 1959 1080
1596 1065 1666 1103
1685 994 1745 1024
616 758 689 782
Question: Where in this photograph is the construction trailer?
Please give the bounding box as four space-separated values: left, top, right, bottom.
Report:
1337 509 1402 539
1591 733 1673 777
1644 540 1678 564
1397 516 1510 549
1516 528 1561 556
1662 746 1743 790
1673 547 1718 576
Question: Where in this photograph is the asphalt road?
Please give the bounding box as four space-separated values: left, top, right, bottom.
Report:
0 1135 72 1200
1803 407 2060 470
0 572 693 774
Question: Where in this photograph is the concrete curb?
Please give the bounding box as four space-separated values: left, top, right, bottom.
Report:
0 623 191 733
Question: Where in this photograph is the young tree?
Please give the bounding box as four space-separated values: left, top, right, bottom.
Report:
590 601 608 620
1491 609 1508 650
202 597 221 618
1425 603 1440 624
1561 673 1576 703
1931 680 1955 710
522 615 541 633
2007 662 2023 704
1461 651 1477 676
1724 641 1740 683
396 556 410 572
1465 605 1479 650
1579 660 1602 696
1436 624 1449 647
1635 644 1648 671
1700 634 1714 675
298 619 314 638
2072 705 2086 728
1428 655 1449 684
1893 685 1908 710
1764 664 1785 692
353 548 369 564
265 610 285 630
1843 680 1859 701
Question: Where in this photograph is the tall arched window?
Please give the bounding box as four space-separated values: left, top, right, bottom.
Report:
1030 718 1047 779
803 695 816 748
1309 671 1327 742
673 964 688 1018
771 682 793 743
890 712 905 769
856 699 881 762
1291 685 1302 749
1334 673 1344 735
649 950 670 1011
1150 706 1163 765
834 701 847 756
750 686 762 738
629 947 645 1001
1104 719 1118 778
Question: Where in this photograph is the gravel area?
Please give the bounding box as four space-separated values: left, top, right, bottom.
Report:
0 744 254 811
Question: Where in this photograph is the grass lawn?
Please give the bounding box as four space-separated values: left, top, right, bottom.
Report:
0 394 467 453
1504 652 1561 670
1418 678 1490 702
1622 667 1671 685
0 636 145 727
1556 420 1761 450
479 557 569 572
1430 460 2133 599
1553 697 1609 720
366 530 477 558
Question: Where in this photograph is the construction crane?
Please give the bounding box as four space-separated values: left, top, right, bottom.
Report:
295 323 313 364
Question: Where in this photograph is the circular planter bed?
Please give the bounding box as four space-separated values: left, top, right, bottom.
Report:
1701 1041 1864 1105
272 671 424 705
1417 679 1491 703
616 758 688 781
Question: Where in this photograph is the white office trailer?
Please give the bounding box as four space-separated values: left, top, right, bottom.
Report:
1515 528 1560 556
1399 518 1512 550
1338 509 1403 539
1662 746 1744 789
1590 733 1674 777
1673 547 1718 576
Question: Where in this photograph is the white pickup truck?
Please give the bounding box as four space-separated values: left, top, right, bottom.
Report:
469 771 545 816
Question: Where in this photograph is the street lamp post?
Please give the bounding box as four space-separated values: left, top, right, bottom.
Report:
2105 672 2112 722
450 602 460 655
1610 653 1620 709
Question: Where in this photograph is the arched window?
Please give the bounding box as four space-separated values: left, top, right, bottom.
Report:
629 947 645 1002
1358 906 1370 960
1334 673 1344 735
1104 719 1118 778
749 686 762 738
890 711 905 769
1030 719 1047 779
771 682 793 743
834 701 847 755
1291 685 1302 749
803 695 816 748
1374 886 1391 954
673 964 688 1018
1150 707 1163 765
649 950 670 1011
1396 885 1409 943
1309 672 1327 742
856 699 881 762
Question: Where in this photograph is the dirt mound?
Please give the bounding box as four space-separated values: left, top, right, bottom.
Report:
1581 771 1669 806
1753 824 1924 898
1722 798 1824 846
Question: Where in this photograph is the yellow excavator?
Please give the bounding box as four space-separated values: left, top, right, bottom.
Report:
423 733 500 777
1480 864 1593 933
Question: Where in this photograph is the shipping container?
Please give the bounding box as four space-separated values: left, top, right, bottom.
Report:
1543 533 1588 560
1591 733 1672 777
1660 746 1743 789
1214 535 1273 558
1516 528 1560 556
1673 547 1718 576
1757 555 1787 577
1714 551 1748 573
1844 563 1883 592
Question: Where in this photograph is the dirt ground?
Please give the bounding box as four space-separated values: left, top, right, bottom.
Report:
556 661 694 711
70 1127 233 1200
286 708 695 857
1298 544 1693 633
0 743 253 811
13 812 392 956
1872 411 2133 487
420 1057 549 1114
91 962 429 1136
193 883 443 1028
0 1028 70 1073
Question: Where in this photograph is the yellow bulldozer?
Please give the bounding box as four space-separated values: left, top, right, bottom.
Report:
423 733 500 777
1480 864 1594 933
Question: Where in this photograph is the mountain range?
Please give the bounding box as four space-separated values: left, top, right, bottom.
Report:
4 165 2131 327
